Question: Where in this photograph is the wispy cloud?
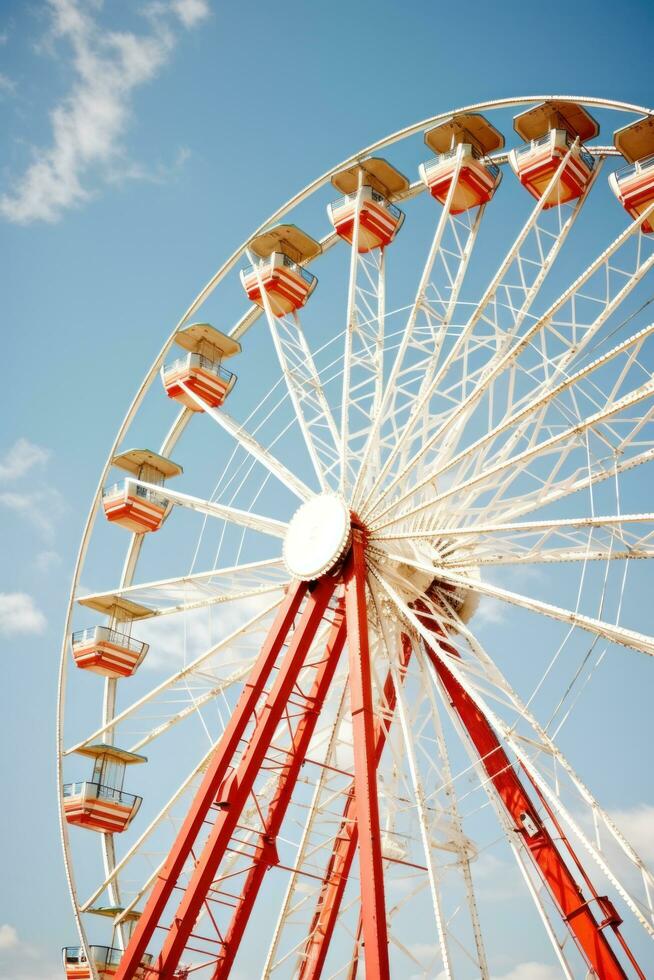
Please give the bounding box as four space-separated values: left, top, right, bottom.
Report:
34 549 62 572
0 73 15 96
0 593 47 635
410 959 559 980
0 488 65 540
0 925 18 950
1 0 210 224
0 439 65 540
135 592 276 671
610 803 654 863
0 923 60 980
492 964 560 980
0 438 50 481
475 595 507 626
171 0 210 27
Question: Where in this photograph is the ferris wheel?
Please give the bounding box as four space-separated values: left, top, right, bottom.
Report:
57 95 654 979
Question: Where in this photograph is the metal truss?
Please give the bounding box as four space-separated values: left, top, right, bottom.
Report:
58 97 654 980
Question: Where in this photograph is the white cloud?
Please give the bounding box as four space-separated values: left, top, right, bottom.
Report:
0 923 53 979
475 595 507 626
0 488 65 540
137 605 214 670
0 593 47 635
0 73 15 96
408 942 440 961
34 549 62 572
0 924 18 950
136 591 277 670
171 0 210 28
610 803 654 864
492 963 560 980
0 0 208 224
0 438 50 481
105 143 191 185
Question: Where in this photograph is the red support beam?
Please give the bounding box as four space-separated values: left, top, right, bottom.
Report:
343 529 390 980
116 583 308 980
211 602 347 978
418 605 635 980
152 577 336 978
298 576 411 980
299 633 412 980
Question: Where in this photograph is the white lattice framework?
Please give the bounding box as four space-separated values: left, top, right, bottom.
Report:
57 96 654 980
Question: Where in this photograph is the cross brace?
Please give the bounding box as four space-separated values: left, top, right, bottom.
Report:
299 632 412 979
115 582 310 980
209 602 347 977
114 532 643 980
417 603 638 980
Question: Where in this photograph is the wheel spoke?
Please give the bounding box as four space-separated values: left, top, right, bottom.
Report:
374 571 654 944
373 321 654 527
78 558 289 618
385 551 654 657
135 479 288 538
175 380 314 501
64 597 282 754
61 100 654 978
370 581 480 979
372 376 654 532
371 511 654 543
249 249 341 490
363 143 602 522
367 201 654 527
353 149 483 508
340 240 387 496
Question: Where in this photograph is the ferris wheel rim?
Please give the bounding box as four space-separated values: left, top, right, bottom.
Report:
56 92 654 977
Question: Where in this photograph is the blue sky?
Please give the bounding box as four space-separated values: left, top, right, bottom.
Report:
1 1 654 977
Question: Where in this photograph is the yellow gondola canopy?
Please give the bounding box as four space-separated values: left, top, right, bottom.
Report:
249 224 321 265
173 323 241 359
87 907 142 922
613 116 654 164
111 448 183 479
513 101 599 143
331 157 410 199
74 743 147 765
425 114 505 156
76 592 153 620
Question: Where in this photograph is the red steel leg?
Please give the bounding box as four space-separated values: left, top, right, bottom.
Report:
116 582 308 980
211 602 347 978
153 577 337 978
343 530 390 980
299 633 412 980
418 606 634 980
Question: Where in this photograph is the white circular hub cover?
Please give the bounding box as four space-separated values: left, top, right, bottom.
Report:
283 493 351 581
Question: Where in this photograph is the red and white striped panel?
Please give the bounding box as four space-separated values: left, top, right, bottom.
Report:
72 640 142 678
163 365 230 411
65 967 117 980
243 267 311 315
103 495 166 533
515 145 593 208
64 795 135 834
426 160 498 214
331 199 401 251
614 170 654 233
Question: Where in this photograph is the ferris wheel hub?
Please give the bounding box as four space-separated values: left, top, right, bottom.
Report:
283 493 352 581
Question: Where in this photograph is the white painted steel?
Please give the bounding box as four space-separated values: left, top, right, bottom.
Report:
59 96 654 978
